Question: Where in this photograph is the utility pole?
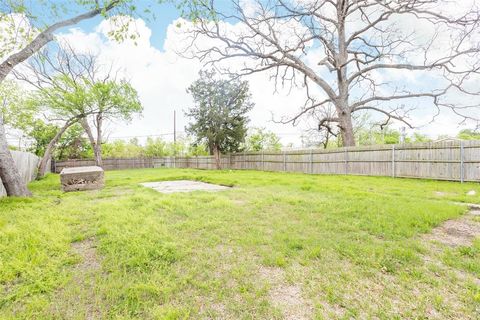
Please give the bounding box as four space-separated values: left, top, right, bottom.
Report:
173 110 177 168
173 110 176 147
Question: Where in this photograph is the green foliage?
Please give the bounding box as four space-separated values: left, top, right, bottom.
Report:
28 72 91 121
355 126 432 146
245 127 282 151
103 138 145 158
54 124 91 160
88 79 142 122
21 120 92 159
186 70 253 154
356 126 401 145
457 129 480 141
188 143 208 156
0 80 35 127
411 132 431 143
24 120 58 157
144 137 168 157
1 169 479 318
99 137 208 159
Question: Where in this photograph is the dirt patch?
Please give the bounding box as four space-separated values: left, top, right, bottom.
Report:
258 266 314 320
51 238 103 319
72 238 101 274
424 206 480 247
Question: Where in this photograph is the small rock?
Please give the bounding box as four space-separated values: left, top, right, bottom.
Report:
467 190 476 196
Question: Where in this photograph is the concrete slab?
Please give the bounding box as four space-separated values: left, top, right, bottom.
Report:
140 180 230 194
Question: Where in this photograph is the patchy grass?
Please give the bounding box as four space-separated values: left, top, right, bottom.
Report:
1 168 480 319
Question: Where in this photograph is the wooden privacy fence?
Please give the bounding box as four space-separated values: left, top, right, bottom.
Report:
52 140 480 182
0 150 48 197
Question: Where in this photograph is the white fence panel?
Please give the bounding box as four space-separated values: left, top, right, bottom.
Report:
0 151 43 197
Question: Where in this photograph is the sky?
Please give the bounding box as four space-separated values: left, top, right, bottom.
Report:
56 3 316 146
6 0 480 147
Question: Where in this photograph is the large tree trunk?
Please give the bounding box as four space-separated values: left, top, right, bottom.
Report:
336 2 356 147
37 120 74 179
0 117 31 196
213 144 221 170
81 118 102 167
338 110 355 147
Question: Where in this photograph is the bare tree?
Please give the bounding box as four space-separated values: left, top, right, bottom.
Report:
182 0 480 147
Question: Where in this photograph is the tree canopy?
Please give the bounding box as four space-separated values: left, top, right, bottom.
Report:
185 70 253 167
245 128 282 152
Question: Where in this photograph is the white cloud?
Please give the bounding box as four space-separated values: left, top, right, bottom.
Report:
55 11 479 147
57 17 313 146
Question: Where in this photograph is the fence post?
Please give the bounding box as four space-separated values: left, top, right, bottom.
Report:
460 141 464 183
283 151 287 172
391 145 395 178
243 151 246 170
344 147 348 175
262 151 265 171
309 149 313 174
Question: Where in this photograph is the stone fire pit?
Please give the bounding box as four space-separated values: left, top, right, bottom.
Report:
60 166 105 192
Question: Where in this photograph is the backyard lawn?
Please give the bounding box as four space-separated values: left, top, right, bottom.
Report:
1 168 480 319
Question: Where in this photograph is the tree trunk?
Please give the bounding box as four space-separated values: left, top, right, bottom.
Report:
338 111 355 147
95 113 103 167
81 118 102 167
336 2 356 147
0 117 31 196
213 145 221 169
37 120 74 179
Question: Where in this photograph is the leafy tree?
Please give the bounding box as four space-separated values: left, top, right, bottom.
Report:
81 79 143 166
18 46 99 178
0 0 147 196
185 70 253 169
457 129 480 140
245 128 282 151
24 120 59 157
412 133 432 143
0 80 35 130
188 143 208 156
144 137 169 158
17 44 142 176
102 139 145 158
54 124 91 160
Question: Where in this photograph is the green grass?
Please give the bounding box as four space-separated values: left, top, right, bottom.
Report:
1 168 480 319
